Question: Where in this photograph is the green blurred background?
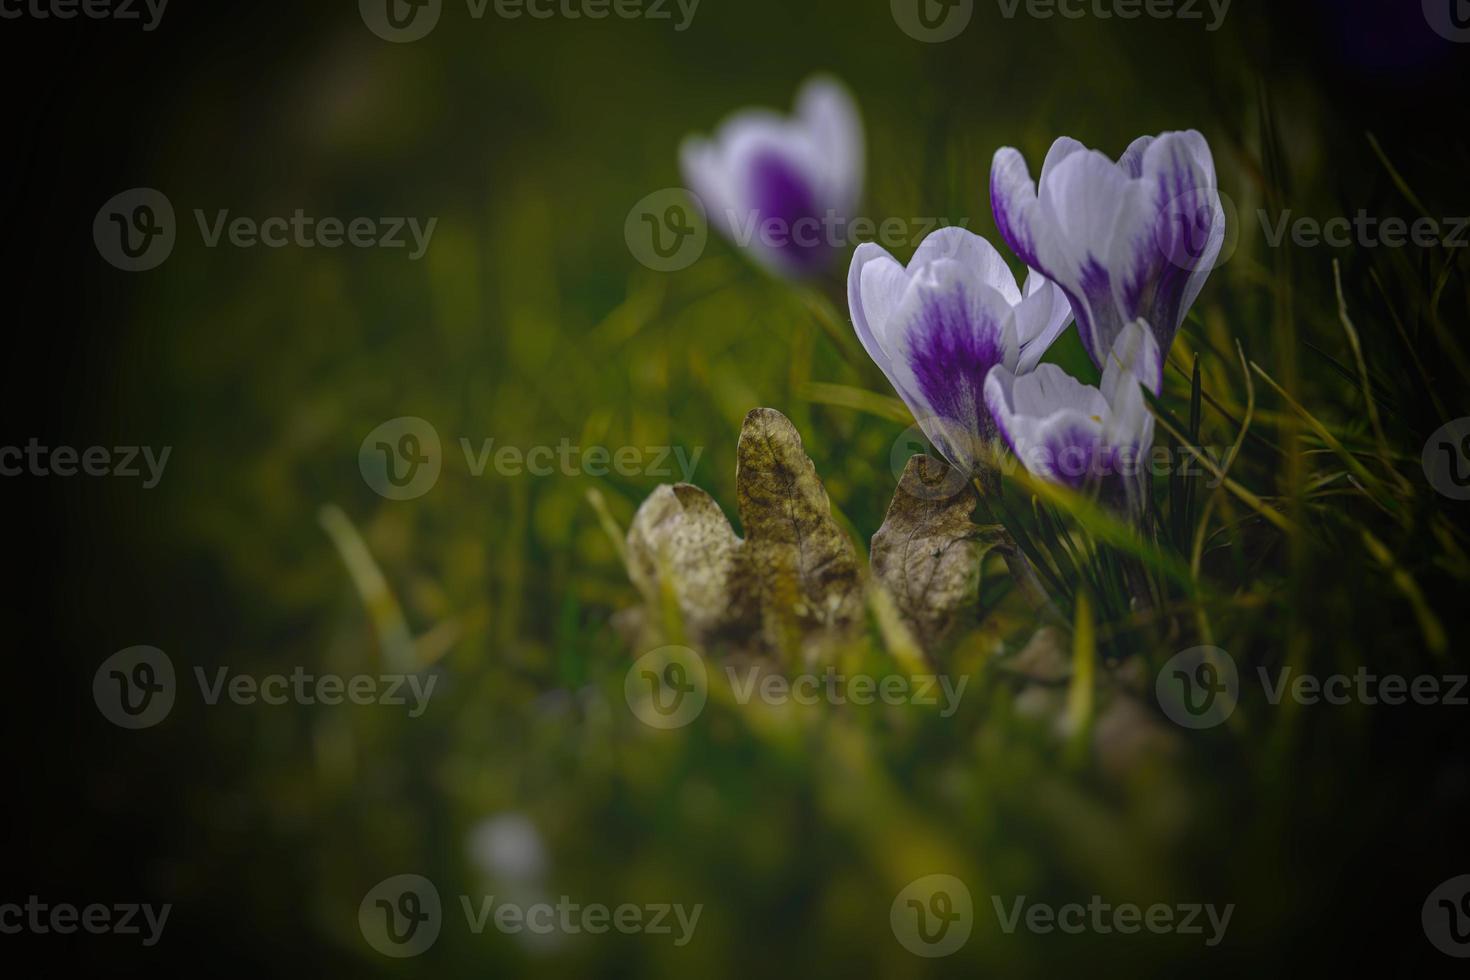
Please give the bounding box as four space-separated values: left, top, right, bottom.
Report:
7 0 1470 975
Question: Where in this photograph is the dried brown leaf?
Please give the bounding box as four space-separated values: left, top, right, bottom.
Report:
736 408 863 662
870 454 985 653
625 482 753 647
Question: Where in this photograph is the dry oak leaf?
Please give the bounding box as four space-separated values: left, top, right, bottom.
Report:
735 408 864 662
870 454 991 653
625 482 754 648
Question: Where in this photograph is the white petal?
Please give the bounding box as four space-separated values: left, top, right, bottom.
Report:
910 227 1021 305
1039 148 1154 364
795 76 864 215
1039 136 1089 183
1116 134 1156 178
1100 319 1164 400
1015 270 1076 373
678 136 738 237
849 242 908 390
1100 320 1161 446
1012 363 1108 420
984 366 1031 458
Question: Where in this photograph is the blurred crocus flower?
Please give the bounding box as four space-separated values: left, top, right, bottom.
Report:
991 131 1223 391
848 227 1075 472
466 813 548 885
985 320 1160 517
681 76 863 279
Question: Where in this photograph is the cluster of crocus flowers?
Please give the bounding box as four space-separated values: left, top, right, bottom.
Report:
680 76 864 280
679 78 1222 517
852 130 1221 514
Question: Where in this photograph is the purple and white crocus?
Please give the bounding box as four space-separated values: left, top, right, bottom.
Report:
848 227 1074 473
681 76 864 279
985 320 1160 517
991 131 1223 392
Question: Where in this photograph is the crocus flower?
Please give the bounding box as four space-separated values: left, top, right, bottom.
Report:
681 76 863 279
849 227 1074 472
985 319 1160 517
990 131 1223 391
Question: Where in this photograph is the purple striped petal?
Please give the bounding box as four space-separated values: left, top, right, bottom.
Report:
885 259 1019 464
991 130 1222 380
